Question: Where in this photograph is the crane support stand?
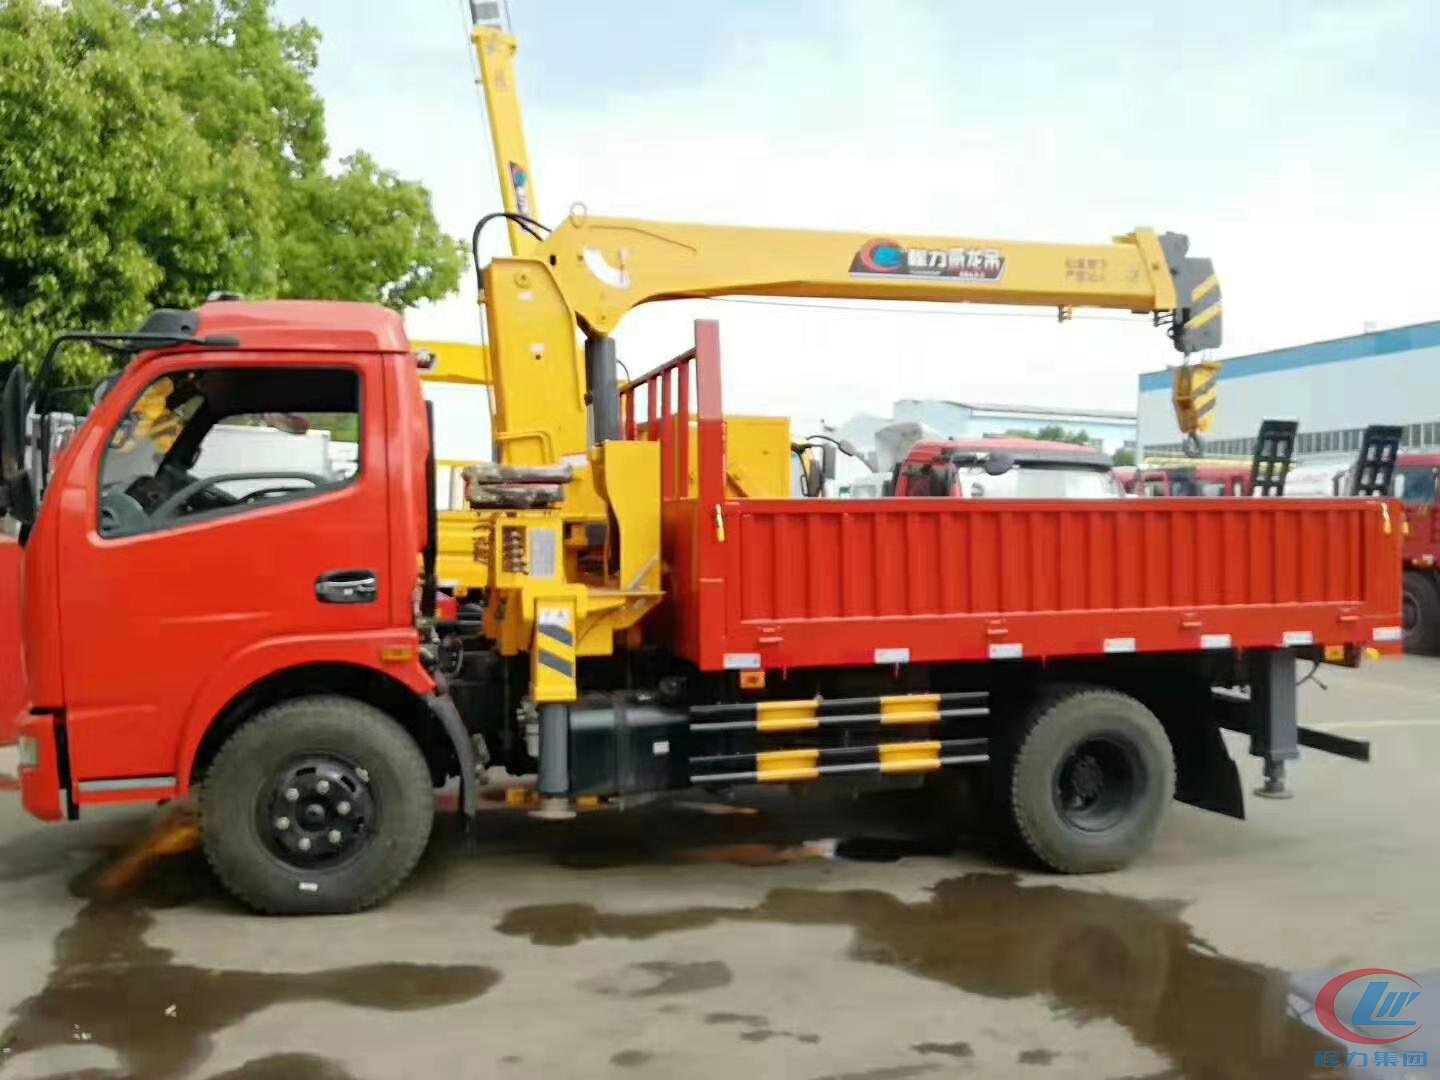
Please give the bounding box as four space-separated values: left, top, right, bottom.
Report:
1247 650 1299 798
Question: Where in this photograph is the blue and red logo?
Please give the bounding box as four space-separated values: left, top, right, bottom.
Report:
1316 968 1423 1045
852 239 907 274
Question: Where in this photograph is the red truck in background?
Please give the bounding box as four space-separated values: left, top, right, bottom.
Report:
0 537 19 744
1116 464 1253 498
1393 453 1440 650
893 438 1122 499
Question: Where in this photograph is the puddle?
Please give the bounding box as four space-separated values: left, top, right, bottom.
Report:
498 873 1344 1080
0 839 498 1080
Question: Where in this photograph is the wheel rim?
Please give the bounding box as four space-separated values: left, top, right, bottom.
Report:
258 755 377 870
1052 736 1142 833
1404 590 1419 635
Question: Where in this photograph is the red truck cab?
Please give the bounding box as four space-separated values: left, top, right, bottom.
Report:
12 302 438 820
1116 465 1252 497
893 438 1122 499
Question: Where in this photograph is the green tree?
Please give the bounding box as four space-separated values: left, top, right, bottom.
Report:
0 0 464 382
1004 425 1095 446
1111 447 1136 466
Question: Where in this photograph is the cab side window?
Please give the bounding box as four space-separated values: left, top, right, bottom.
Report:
1395 466 1436 507
98 367 360 538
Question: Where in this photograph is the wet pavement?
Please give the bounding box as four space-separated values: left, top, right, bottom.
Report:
0 656 1437 1078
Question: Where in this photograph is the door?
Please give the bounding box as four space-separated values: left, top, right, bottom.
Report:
56 354 392 786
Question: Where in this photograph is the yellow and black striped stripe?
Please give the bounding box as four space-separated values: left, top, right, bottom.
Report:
692 691 985 734
690 737 988 785
531 599 578 703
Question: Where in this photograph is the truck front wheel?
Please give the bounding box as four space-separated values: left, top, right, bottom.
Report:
1402 571 1440 653
1001 688 1174 873
200 695 435 915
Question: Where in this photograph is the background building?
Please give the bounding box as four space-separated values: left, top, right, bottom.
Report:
1138 321 1440 462
887 400 1135 453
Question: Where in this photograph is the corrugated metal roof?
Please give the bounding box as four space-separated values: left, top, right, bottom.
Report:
1139 319 1440 392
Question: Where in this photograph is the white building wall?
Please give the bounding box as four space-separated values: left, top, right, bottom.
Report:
1138 324 1440 460
893 400 1135 453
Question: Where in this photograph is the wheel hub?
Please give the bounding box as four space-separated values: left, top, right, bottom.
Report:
1053 736 1140 833
262 758 375 868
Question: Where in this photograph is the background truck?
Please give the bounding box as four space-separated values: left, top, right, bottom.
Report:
891 437 1122 499
0 19 1401 916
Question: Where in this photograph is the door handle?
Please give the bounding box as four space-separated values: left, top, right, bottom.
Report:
315 570 378 605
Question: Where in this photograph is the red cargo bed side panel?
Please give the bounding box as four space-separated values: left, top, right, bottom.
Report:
666 497 1403 672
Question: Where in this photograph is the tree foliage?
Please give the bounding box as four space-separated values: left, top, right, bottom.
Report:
0 0 464 380
1004 425 1096 447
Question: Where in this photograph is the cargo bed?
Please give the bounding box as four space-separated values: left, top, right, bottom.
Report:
627 322 1404 673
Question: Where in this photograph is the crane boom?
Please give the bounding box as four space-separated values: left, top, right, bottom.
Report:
531 215 1219 346
471 24 541 257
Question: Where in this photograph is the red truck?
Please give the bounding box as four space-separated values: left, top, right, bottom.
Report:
892 438 1122 499
0 298 1403 913
1391 453 1440 649
0 537 20 744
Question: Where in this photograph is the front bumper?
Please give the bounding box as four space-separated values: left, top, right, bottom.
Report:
15 712 65 822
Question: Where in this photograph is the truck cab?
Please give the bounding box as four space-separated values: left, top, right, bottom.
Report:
893 438 1122 499
7 303 440 830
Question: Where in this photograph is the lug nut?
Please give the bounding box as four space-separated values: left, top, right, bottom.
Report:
315 779 330 794
337 801 351 816
285 787 299 802
356 768 370 783
274 817 290 830
298 837 312 852
328 830 343 844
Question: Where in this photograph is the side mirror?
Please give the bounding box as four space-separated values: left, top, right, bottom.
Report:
1 365 29 485
0 366 34 522
981 452 1015 477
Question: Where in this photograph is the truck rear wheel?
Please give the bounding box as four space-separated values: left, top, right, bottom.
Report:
1402 571 1440 653
1001 688 1174 874
200 695 435 915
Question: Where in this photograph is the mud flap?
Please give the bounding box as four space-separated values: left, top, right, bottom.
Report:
1167 711 1245 820
428 676 478 820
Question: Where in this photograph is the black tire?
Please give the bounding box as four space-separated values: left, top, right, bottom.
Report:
200 695 434 915
1000 687 1174 874
1402 571 1440 653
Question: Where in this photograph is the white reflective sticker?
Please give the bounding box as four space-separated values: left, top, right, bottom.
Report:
1103 637 1136 654
874 648 910 664
723 653 762 670
529 529 559 580
1373 626 1403 642
652 740 670 756
298 882 319 893
988 643 1023 660
538 605 572 628
1282 630 1315 647
1200 634 1232 649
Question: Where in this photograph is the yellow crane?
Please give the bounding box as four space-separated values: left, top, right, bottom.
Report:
460 9 1224 701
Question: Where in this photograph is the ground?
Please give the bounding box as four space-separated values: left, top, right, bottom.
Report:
0 657 1435 1080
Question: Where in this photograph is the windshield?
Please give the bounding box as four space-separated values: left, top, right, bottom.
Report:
960 463 1122 499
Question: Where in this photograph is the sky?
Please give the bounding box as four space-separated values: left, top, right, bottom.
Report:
274 0 1440 459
